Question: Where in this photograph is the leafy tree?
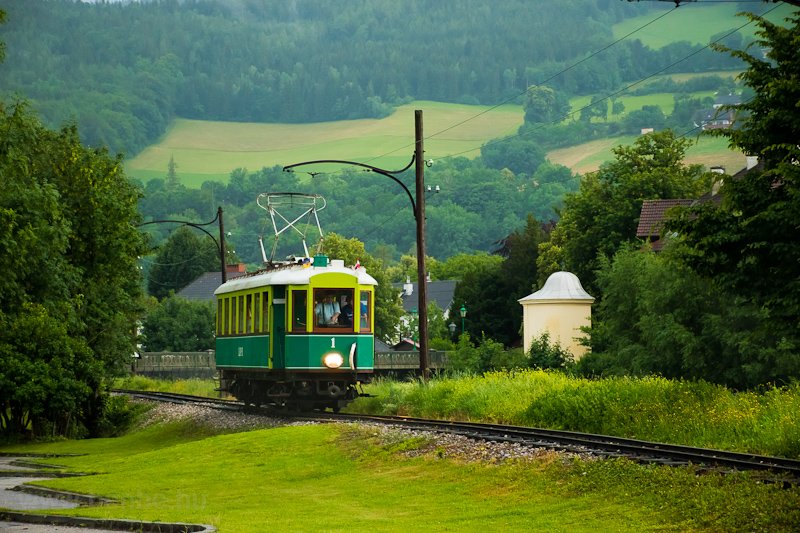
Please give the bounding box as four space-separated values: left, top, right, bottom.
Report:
431 252 503 282
523 85 571 125
582 245 788 388
0 9 5 62
621 104 666 134
447 333 481 373
142 296 215 352
666 11 800 386
0 101 146 437
579 95 608 123
449 259 504 343
480 137 545 175
165 155 179 190
147 226 219 300
554 130 711 293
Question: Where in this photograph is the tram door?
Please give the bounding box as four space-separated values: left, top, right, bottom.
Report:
271 286 286 368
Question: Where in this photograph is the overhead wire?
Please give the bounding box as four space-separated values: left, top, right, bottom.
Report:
437 1 780 161
326 5 688 240
297 2 781 242
290 4 681 180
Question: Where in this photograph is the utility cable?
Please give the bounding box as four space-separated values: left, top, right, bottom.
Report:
437 2 780 161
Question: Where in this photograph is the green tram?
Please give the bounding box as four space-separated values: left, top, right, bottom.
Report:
215 254 377 411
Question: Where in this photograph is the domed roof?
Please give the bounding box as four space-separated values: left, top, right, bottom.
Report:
518 271 594 302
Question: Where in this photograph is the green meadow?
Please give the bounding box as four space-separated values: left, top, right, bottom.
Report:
125 101 524 187
5 372 799 530
612 2 795 49
127 92 745 187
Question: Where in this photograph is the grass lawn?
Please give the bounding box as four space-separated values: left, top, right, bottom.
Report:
15 374 798 530
0 422 667 532
612 3 795 49
125 101 523 187
4 417 798 532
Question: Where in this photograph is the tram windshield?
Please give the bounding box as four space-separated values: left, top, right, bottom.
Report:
313 288 354 329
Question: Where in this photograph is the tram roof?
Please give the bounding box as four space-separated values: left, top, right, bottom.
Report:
214 259 377 295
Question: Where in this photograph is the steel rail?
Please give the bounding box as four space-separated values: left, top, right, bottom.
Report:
114 390 800 481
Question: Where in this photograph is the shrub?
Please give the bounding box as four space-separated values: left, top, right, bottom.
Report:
528 332 574 370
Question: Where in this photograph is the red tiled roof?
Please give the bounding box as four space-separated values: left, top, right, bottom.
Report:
636 199 694 238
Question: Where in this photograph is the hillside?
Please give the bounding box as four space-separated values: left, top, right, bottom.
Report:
0 0 772 156
126 102 524 186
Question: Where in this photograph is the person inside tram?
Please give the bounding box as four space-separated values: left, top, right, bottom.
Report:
340 296 354 326
315 293 341 326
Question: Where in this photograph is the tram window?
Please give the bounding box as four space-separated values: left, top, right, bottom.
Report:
261 290 269 332
223 298 230 336
314 288 354 329
292 290 307 331
360 292 372 333
245 294 253 333
237 295 245 334
216 299 223 335
253 293 261 333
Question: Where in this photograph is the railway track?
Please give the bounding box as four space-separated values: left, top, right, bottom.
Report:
114 389 800 483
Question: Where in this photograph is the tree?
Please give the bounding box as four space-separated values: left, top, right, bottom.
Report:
165 154 179 190
581 245 789 389
0 9 5 62
666 11 800 386
142 296 215 352
147 226 219 300
622 105 666 134
523 85 571 125
480 137 545 175
0 101 147 437
579 95 608 123
554 130 710 292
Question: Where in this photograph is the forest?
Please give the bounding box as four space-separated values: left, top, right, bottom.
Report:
0 0 745 156
1 3 799 442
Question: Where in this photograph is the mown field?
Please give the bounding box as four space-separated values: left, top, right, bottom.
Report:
126 88 744 187
5 372 799 531
125 101 523 186
548 134 746 176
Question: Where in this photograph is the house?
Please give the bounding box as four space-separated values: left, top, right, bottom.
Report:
636 158 760 250
392 338 420 351
636 199 694 251
697 93 741 131
393 278 457 317
177 263 247 301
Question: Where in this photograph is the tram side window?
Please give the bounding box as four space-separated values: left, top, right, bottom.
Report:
237 295 245 334
253 293 261 333
292 290 307 331
216 299 223 335
262 290 269 332
245 294 253 333
223 298 230 336
360 292 372 333
314 288 354 329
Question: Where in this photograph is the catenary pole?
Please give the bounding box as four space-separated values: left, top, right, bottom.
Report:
415 110 429 380
218 206 227 284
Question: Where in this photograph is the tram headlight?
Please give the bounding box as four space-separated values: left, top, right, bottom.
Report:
323 352 344 369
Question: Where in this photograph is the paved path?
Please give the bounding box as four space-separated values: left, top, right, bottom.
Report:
0 456 115 532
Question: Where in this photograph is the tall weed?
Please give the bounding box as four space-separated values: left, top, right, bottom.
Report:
351 371 800 458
